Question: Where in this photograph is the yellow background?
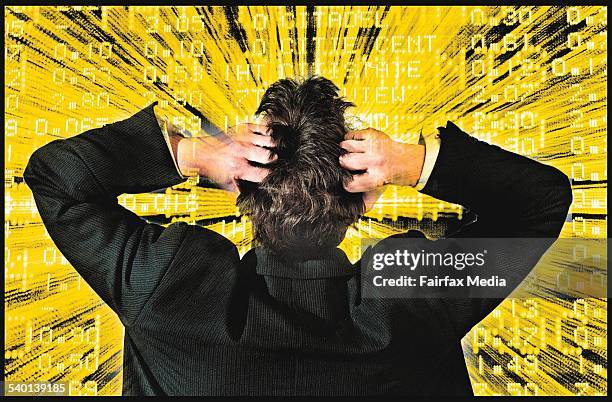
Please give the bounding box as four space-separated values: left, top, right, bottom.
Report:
4 5 607 396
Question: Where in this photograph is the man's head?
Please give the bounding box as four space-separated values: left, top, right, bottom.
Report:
237 76 364 259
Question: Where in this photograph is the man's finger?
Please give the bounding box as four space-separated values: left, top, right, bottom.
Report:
340 140 366 153
231 123 272 138
242 143 277 164
246 132 275 148
339 153 373 171
245 123 272 136
345 129 373 140
344 172 378 193
238 165 270 183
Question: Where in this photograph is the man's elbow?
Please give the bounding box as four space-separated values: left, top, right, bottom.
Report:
23 140 64 191
552 166 573 212
23 146 48 186
542 165 573 221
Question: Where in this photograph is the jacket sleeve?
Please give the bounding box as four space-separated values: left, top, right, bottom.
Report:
23 104 237 325
419 122 573 338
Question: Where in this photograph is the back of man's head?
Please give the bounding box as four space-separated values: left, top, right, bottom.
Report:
237 76 364 259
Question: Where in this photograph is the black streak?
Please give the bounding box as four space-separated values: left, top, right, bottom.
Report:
224 6 249 53
306 6 316 76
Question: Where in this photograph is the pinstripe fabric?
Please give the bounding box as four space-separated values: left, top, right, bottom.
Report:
24 106 572 396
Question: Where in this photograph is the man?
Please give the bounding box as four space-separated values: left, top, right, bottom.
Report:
24 77 572 396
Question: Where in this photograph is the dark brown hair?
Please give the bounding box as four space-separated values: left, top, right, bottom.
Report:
237 76 364 259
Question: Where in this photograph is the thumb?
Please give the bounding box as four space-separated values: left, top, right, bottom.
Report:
220 178 240 194
363 187 385 212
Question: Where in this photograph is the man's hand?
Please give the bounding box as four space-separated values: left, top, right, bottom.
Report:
339 128 425 210
174 123 276 193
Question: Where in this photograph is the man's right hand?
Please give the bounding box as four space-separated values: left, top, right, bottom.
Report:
175 123 277 193
339 128 425 210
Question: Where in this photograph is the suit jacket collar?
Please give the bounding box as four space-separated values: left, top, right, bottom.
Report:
251 247 355 279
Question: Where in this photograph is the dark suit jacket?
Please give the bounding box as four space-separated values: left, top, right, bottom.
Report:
24 104 572 396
